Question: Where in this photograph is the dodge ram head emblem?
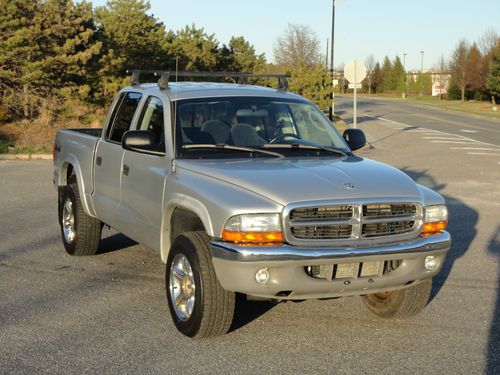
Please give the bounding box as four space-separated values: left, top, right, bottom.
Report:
344 183 355 190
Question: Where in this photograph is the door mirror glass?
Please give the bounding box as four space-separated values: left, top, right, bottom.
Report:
122 130 163 155
343 128 366 151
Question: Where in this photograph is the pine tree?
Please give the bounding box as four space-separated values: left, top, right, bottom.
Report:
289 64 332 110
488 47 500 105
0 0 101 119
380 56 392 92
172 24 219 71
227 37 266 73
94 0 172 100
392 56 405 95
371 62 383 93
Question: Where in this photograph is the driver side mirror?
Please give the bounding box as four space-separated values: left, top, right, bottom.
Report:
343 128 366 151
122 130 160 154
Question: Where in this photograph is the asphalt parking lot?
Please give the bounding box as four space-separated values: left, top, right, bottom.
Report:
1 99 499 374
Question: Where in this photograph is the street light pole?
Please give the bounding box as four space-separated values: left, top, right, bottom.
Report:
330 0 336 117
403 52 407 99
419 50 424 97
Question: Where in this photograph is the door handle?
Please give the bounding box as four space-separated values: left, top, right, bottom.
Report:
122 164 130 176
96 156 102 166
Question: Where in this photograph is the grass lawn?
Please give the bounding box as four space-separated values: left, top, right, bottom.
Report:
406 96 499 119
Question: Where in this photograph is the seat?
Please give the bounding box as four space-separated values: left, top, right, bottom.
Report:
200 120 231 144
231 123 266 147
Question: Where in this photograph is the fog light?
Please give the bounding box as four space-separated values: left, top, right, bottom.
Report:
255 268 270 284
424 256 438 271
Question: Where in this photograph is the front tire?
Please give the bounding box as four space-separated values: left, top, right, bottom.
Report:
166 231 235 338
362 278 432 318
59 184 101 256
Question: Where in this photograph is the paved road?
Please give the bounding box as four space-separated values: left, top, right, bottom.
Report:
1 101 499 373
336 95 500 147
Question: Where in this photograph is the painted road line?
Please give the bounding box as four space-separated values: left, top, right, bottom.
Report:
370 115 500 148
450 147 500 151
460 129 478 133
467 152 500 156
422 136 467 140
431 140 483 144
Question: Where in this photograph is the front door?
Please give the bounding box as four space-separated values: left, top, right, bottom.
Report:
119 95 168 250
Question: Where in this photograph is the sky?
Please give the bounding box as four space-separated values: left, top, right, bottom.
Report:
91 0 500 71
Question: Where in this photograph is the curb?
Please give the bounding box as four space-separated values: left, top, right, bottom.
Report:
0 154 52 160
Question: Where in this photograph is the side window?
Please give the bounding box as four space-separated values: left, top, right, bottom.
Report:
136 96 165 153
107 92 142 143
105 93 125 139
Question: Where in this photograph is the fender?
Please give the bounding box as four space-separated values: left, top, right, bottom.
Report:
160 193 213 263
58 153 97 218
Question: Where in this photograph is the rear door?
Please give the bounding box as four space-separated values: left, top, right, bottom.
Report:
119 95 168 250
93 91 142 227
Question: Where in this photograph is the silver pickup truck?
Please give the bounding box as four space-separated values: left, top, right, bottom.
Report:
53 72 451 338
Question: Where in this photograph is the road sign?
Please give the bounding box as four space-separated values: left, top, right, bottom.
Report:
344 60 367 83
343 60 367 129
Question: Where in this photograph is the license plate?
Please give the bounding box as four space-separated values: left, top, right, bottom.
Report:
335 263 356 278
360 261 381 277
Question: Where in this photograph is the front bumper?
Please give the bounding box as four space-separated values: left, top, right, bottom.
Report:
210 231 451 300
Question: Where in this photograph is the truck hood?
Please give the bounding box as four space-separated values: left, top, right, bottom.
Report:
176 156 422 206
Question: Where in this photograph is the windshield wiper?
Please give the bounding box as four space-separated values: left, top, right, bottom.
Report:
182 144 284 158
263 143 348 156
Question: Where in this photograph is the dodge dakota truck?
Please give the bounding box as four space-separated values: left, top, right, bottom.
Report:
53 72 451 338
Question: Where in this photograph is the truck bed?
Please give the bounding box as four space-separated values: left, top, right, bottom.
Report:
53 128 104 217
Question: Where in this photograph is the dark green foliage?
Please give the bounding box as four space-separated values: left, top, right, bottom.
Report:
0 0 101 119
0 0 271 124
370 63 383 93
94 0 173 100
288 64 332 110
487 46 500 102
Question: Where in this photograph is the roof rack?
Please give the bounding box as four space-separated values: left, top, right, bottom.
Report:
126 70 290 91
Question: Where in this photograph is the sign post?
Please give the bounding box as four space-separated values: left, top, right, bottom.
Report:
344 60 367 128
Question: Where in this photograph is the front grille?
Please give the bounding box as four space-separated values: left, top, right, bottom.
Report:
290 205 353 221
287 202 422 243
362 220 416 238
291 224 352 239
363 203 417 218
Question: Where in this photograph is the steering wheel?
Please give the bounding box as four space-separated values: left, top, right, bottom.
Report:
269 133 301 144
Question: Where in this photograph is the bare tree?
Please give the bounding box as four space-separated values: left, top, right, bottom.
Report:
365 54 376 94
273 24 320 68
450 39 470 101
478 28 499 56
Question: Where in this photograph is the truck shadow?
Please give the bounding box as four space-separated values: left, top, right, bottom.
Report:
401 168 478 302
229 294 275 333
486 225 500 374
97 233 137 255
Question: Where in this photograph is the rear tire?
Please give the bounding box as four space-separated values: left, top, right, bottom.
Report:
362 278 432 318
166 231 235 338
59 183 101 256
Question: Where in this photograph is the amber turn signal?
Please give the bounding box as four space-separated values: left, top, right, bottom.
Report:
221 230 284 244
421 221 447 236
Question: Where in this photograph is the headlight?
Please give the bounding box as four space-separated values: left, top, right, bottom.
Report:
222 214 283 244
425 205 448 222
422 205 448 236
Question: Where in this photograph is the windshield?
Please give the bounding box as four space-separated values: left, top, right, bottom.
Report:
174 97 349 158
